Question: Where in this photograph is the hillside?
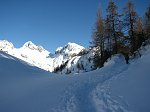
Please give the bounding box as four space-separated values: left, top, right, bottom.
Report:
0 40 94 74
0 44 150 112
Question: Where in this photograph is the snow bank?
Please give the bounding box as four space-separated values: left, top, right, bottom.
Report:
109 45 150 112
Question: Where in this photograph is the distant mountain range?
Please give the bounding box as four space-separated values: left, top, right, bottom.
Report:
0 40 94 74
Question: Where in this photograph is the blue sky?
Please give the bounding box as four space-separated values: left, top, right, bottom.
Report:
0 0 149 53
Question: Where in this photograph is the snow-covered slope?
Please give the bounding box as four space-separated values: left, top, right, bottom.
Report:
53 42 85 68
109 46 150 112
0 40 14 52
53 43 94 74
55 42 84 56
0 40 94 74
0 40 54 71
0 44 150 112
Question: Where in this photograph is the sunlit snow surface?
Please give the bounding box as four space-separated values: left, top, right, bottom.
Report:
0 45 150 112
0 40 94 74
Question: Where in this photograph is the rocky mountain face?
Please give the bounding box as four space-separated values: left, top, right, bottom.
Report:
0 40 94 74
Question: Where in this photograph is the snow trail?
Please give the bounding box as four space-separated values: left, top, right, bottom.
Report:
52 55 131 112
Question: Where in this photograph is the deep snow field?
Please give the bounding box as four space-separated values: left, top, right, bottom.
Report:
0 45 150 112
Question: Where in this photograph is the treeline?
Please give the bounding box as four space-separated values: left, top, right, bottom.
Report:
91 0 150 68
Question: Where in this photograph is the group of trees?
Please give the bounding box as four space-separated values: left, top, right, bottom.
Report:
91 0 150 68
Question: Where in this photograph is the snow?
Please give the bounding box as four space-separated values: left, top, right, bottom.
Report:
0 40 93 74
0 44 150 112
0 40 54 72
0 40 14 52
55 42 84 55
55 47 63 54
60 49 94 74
109 45 150 112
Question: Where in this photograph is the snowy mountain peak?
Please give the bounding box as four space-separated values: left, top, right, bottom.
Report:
66 42 84 49
22 41 49 54
55 42 85 56
0 40 93 74
23 41 35 47
23 41 39 50
0 40 14 51
55 47 63 54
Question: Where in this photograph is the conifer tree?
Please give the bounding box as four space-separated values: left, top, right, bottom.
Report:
144 6 150 38
124 0 138 53
135 17 145 49
91 6 105 68
106 0 120 54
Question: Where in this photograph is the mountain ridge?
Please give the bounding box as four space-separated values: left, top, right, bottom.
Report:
0 40 94 74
